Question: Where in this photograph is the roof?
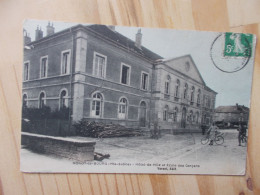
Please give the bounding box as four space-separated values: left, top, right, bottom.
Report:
205 85 217 94
85 25 163 61
215 105 249 113
26 24 162 62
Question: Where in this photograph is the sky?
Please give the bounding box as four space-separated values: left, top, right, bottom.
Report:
24 20 255 107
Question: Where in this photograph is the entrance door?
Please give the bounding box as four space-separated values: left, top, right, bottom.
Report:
139 101 146 127
181 107 187 128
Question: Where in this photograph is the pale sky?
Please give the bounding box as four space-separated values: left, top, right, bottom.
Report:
24 20 255 107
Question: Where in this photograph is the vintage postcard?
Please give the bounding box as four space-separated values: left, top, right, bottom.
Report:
21 19 256 175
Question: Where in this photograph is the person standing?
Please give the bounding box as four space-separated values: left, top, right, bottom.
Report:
238 123 247 146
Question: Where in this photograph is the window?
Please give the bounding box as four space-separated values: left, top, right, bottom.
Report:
40 56 48 78
121 64 131 85
141 72 149 90
196 112 199 124
118 97 128 119
208 98 211 108
60 89 68 109
39 92 46 108
24 62 29 81
189 110 193 122
165 76 171 94
211 99 215 109
175 79 180 97
61 50 71 74
93 52 106 78
173 107 178 122
190 86 195 102
163 105 169 121
197 89 201 105
22 94 28 107
204 96 208 107
91 92 103 117
184 83 188 99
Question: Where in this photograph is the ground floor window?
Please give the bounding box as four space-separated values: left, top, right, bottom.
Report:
173 107 178 122
91 92 103 117
22 94 28 107
163 105 169 121
60 89 68 109
118 97 128 119
39 91 46 108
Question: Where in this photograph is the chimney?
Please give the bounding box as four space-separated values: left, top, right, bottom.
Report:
135 29 142 49
35 26 43 41
46 22 55 36
108 25 115 31
23 30 31 45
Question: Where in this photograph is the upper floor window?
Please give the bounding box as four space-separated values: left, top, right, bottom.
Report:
184 83 188 99
197 89 201 104
40 56 48 78
164 75 171 94
141 72 149 90
91 92 103 117
24 61 29 81
121 63 131 85
175 79 180 97
39 91 46 108
93 52 107 78
190 86 195 102
208 98 211 108
60 89 68 109
211 99 215 109
118 97 128 119
61 50 71 75
22 94 28 108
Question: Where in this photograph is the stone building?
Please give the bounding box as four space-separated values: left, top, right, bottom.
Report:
22 23 217 132
214 104 249 127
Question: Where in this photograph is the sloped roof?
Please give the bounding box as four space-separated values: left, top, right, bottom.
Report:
205 85 217 94
86 25 162 61
215 105 249 113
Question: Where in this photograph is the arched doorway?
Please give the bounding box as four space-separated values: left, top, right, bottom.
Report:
139 101 147 127
181 107 187 128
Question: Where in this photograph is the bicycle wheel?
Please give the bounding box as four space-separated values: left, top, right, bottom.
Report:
215 136 224 145
241 136 247 147
201 137 209 145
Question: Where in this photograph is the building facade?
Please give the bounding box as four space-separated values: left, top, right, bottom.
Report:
214 104 249 127
23 24 217 132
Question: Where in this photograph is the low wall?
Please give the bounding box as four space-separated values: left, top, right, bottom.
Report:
21 132 96 162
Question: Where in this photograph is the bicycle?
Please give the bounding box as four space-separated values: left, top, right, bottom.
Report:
201 131 224 145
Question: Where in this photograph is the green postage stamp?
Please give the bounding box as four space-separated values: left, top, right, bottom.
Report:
224 32 253 57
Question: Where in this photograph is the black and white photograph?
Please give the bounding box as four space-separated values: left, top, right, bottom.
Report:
21 19 256 175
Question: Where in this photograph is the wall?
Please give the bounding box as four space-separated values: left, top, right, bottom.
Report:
21 132 96 162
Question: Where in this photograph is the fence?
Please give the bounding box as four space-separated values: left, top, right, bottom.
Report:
22 118 72 136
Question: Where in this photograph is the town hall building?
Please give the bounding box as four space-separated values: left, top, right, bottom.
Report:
23 23 217 132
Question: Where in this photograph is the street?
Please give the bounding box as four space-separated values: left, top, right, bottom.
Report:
21 129 247 174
